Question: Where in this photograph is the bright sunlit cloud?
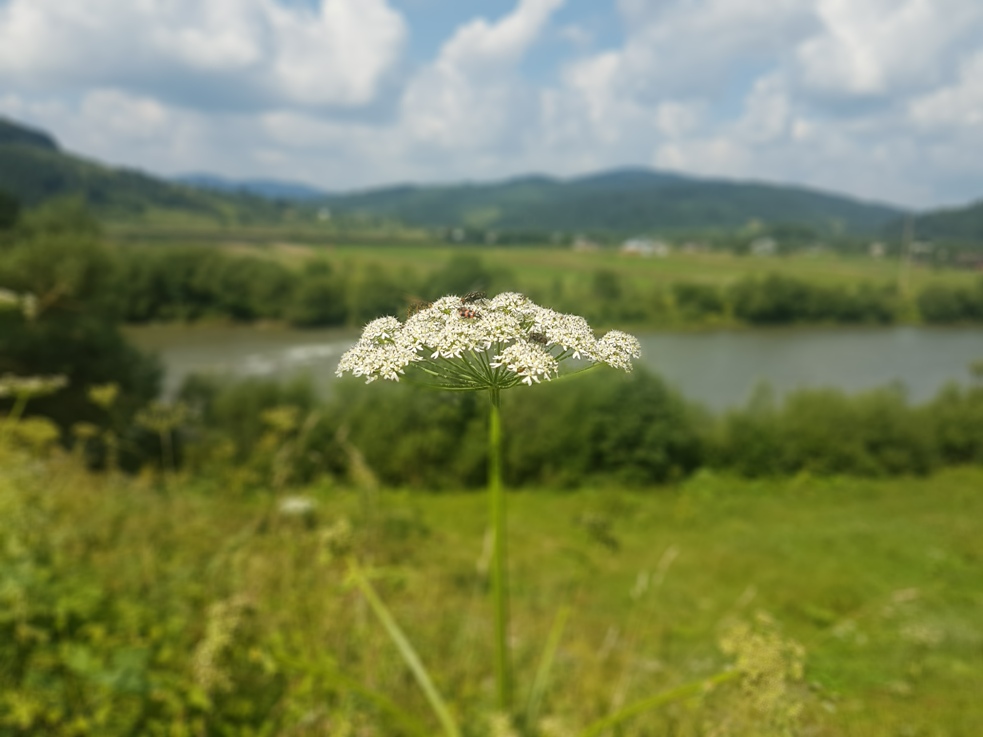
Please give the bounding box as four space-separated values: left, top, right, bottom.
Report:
1 0 981 207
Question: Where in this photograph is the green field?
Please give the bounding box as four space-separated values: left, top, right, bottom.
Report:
317 243 976 292
104 217 980 293
5 442 981 735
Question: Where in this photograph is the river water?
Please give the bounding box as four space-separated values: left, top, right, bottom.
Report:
125 325 983 411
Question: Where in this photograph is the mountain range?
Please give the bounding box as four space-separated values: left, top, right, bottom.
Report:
319 169 903 234
2 115 982 240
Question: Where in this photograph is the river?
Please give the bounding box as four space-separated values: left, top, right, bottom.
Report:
125 324 983 411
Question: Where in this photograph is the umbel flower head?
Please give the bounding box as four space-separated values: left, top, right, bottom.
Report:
336 292 640 391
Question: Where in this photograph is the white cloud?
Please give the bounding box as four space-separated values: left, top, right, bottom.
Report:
556 24 592 51
399 0 564 150
0 0 406 109
795 0 983 98
908 51 983 129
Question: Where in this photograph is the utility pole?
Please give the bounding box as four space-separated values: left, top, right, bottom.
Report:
899 213 913 298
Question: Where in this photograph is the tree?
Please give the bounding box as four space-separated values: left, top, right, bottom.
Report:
0 189 18 231
0 201 160 443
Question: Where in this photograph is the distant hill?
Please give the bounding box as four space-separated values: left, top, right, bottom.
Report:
0 117 59 151
324 168 904 234
0 115 911 234
903 199 983 243
0 117 285 223
173 173 328 201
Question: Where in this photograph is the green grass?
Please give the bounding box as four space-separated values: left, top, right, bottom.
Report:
115 234 979 296
4 443 982 735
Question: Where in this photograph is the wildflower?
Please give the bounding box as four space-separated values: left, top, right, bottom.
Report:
336 293 640 390
337 292 642 720
0 374 68 400
278 495 317 517
0 289 38 320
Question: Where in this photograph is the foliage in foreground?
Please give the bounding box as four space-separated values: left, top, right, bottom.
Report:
3 435 982 735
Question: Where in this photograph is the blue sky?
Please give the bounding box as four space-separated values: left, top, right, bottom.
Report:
1 0 982 208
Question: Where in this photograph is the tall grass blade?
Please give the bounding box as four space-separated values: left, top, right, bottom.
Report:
524 606 571 729
348 561 461 737
577 670 739 737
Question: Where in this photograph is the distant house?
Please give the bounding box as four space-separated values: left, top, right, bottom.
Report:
869 241 886 259
317 207 331 221
681 241 708 254
621 237 670 257
749 237 777 256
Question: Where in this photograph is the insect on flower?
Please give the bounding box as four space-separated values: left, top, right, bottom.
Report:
458 305 481 319
461 291 486 304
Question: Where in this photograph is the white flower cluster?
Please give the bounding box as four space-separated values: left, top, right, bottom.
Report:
0 289 38 320
335 316 422 383
336 292 640 389
0 373 68 399
489 342 558 385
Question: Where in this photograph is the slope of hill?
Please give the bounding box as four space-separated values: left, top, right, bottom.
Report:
0 117 285 224
0 117 59 151
325 168 904 234
909 200 983 242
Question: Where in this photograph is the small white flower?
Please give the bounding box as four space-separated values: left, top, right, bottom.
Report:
532 308 599 360
278 495 317 517
335 341 420 383
595 330 642 372
491 342 559 385
0 373 68 399
361 316 402 344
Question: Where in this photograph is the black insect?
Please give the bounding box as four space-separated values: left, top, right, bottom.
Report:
528 332 549 345
460 291 486 304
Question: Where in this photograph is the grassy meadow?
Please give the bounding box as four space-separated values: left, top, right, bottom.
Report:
219 241 978 295
4 433 982 735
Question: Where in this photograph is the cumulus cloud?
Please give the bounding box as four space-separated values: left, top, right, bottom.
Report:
795 0 983 99
0 0 406 110
399 0 564 152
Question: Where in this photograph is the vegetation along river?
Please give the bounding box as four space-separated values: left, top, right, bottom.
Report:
126 325 983 411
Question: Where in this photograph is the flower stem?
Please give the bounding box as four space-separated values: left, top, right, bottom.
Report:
488 386 512 714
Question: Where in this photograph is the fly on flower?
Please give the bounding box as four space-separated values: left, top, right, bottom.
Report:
460 291 486 304
336 292 640 391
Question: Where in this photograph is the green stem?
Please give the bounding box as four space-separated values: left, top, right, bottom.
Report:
488 386 512 714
